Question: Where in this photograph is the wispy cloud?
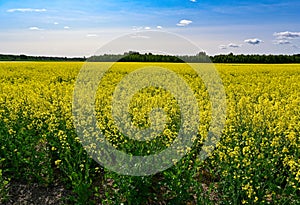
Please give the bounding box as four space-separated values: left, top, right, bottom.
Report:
7 8 47 13
219 43 242 49
211 2 296 15
176 19 192 27
130 33 150 39
29 27 43 31
54 22 59 25
156 26 162 29
190 0 197 2
219 45 227 50
273 31 300 39
86 34 98 37
64 26 71 29
228 43 241 48
273 39 291 45
132 26 142 31
244 38 263 45
144 27 151 30
273 31 300 48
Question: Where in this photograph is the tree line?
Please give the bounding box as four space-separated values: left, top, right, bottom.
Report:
1 52 300 63
210 53 300 64
0 54 85 62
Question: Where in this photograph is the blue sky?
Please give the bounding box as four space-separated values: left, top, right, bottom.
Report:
0 0 299 56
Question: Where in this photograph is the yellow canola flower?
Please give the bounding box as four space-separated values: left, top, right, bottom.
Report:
54 159 62 166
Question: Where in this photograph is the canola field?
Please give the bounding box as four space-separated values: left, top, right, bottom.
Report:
0 62 299 204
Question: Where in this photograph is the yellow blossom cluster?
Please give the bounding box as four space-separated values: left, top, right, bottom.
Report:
0 62 299 204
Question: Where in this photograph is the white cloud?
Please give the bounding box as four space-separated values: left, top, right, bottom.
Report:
130 34 150 39
190 0 197 2
7 8 47 13
156 26 162 29
219 43 241 49
64 26 70 29
273 31 300 39
219 45 227 49
54 22 59 25
29 27 43 31
176 19 192 27
274 40 291 45
244 38 263 45
228 43 241 48
86 34 98 37
132 26 143 31
144 27 151 30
